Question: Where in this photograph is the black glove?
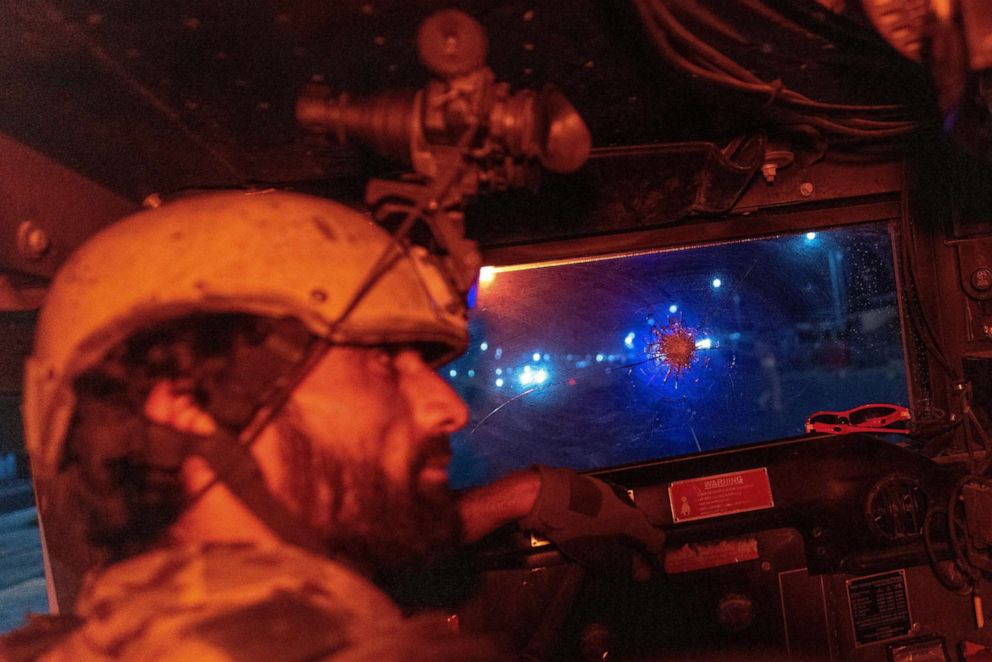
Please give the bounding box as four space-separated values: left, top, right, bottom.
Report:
519 465 665 579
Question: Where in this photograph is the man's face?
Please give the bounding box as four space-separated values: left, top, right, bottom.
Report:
255 345 469 573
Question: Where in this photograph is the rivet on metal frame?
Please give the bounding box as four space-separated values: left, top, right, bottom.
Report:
16 220 50 260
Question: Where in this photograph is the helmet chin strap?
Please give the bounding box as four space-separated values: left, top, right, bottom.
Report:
146 421 327 552
178 320 334 554
190 428 328 553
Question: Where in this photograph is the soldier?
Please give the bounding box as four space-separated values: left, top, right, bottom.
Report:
1 191 663 660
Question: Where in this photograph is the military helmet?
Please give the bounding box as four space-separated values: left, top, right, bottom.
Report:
24 190 470 479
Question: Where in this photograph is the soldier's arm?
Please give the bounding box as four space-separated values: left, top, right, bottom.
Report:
457 469 541 543
457 466 665 580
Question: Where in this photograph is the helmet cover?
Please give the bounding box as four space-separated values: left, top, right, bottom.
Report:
23 190 470 479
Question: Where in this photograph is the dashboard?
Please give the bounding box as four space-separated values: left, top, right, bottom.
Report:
433 434 983 661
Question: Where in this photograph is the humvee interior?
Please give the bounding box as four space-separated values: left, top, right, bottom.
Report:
3 1 992 661
422 159 974 660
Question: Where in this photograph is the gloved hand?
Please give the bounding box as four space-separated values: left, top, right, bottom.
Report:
518 465 665 580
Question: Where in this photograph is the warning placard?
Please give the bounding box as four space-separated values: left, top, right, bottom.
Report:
847 570 912 646
668 467 775 523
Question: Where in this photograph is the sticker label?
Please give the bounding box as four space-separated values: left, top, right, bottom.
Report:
668 467 775 523
847 570 912 647
664 538 760 574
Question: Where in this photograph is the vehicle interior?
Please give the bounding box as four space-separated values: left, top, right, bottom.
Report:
3 1 992 660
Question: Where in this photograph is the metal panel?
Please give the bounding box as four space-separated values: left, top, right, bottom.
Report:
0 133 137 279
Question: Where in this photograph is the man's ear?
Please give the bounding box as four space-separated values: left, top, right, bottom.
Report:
143 381 218 436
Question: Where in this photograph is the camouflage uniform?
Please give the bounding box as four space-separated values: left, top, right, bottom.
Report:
1 542 504 661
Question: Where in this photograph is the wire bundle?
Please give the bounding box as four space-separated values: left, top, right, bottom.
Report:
630 0 922 140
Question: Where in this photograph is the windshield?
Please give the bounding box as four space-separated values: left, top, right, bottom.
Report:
446 224 908 489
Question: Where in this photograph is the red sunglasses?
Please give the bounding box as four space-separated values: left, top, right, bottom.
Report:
805 404 911 435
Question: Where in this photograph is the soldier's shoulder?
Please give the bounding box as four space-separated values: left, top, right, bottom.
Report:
0 613 84 662
159 589 356 661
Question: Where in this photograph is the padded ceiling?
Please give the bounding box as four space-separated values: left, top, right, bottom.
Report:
0 0 933 203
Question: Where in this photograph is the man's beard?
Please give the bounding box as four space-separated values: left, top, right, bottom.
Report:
274 405 462 576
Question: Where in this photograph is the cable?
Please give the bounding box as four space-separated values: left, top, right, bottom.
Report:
629 0 921 140
892 194 992 478
923 506 970 592
656 0 911 115
947 477 982 580
896 185 959 379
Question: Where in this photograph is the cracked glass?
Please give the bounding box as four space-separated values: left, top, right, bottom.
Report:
445 224 908 489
